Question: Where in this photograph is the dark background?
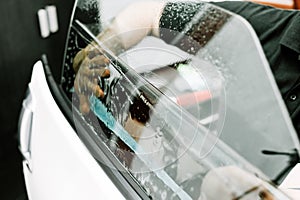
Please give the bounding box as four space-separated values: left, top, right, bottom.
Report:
0 0 74 199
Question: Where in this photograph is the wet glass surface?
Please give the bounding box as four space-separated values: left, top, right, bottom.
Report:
60 0 299 199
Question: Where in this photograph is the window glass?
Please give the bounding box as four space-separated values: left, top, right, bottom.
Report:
60 0 298 199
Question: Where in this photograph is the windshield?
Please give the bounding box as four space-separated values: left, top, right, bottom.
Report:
61 0 299 199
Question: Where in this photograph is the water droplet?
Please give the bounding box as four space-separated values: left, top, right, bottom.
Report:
161 190 167 200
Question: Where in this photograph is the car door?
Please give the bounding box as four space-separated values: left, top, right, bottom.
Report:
19 0 298 199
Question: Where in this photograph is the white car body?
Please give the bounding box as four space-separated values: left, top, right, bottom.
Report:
20 61 124 200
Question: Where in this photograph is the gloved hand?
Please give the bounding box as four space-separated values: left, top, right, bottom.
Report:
73 45 110 114
200 166 276 200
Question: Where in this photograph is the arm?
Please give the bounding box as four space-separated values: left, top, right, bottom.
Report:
97 1 165 52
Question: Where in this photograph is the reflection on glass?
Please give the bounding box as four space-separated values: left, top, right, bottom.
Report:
70 24 289 199
60 0 296 199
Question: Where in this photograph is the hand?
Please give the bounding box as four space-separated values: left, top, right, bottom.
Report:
201 166 275 200
73 45 110 114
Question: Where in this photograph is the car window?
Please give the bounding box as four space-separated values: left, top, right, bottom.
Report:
60 0 298 199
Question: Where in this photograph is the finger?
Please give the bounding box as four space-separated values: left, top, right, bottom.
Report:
90 55 110 67
73 50 87 73
79 94 90 115
91 83 104 98
80 55 110 77
87 47 102 59
82 76 104 98
74 66 106 98
80 67 110 78
100 68 110 78
89 55 110 78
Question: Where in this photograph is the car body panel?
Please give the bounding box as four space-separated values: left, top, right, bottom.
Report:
20 61 124 200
